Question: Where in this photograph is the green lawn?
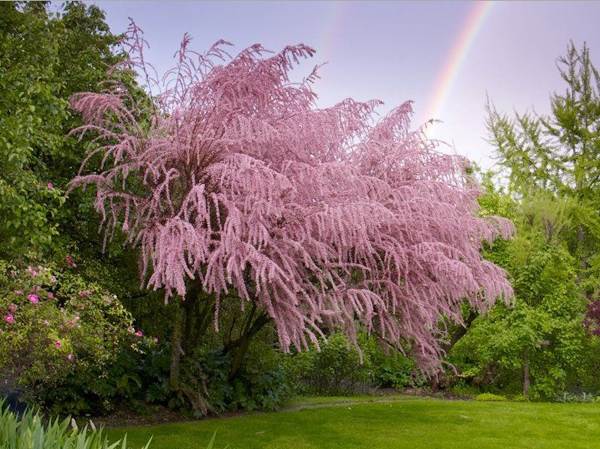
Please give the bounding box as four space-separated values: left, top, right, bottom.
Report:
108 398 600 449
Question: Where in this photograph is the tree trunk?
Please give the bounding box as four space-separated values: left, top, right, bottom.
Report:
224 310 271 379
170 302 185 392
441 310 479 355
523 348 530 398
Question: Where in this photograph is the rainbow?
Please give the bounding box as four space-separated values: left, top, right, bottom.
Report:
318 2 352 64
423 1 494 125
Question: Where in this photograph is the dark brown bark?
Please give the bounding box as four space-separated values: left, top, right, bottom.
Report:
523 348 530 398
441 310 479 355
170 302 185 392
223 307 271 379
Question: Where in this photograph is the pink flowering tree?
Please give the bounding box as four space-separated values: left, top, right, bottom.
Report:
70 23 513 387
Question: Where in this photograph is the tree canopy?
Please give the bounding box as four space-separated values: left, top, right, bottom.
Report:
70 24 513 371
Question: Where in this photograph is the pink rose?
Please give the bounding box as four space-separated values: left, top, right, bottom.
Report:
67 354 73 361
153 337 159 343
14 290 24 295
28 267 37 277
66 256 77 268
5 314 14 324
47 182 53 190
27 294 39 305
43 320 50 326
136 330 143 337
48 292 54 299
8 304 17 312
67 321 75 328
54 341 61 347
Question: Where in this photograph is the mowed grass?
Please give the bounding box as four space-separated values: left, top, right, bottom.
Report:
108 398 600 449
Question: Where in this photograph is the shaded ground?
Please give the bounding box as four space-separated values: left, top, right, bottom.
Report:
93 394 419 428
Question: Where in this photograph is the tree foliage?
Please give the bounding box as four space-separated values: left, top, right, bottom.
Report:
70 23 513 373
487 41 600 294
451 183 586 399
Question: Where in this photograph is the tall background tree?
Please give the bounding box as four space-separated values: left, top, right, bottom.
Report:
447 42 600 399
487 42 600 295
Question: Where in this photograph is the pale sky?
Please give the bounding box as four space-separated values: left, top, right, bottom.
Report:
95 1 600 169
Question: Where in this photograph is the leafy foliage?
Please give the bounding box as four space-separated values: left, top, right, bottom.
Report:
450 182 587 399
474 393 508 402
471 42 600 399
487 41 600 295
0 261 155 413
0 2 123 260
0 399 151 449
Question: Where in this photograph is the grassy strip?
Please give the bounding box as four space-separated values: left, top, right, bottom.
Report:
286 394 423 408
108 398 600 449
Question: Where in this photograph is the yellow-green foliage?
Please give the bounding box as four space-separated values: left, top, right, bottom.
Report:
475 393 508 402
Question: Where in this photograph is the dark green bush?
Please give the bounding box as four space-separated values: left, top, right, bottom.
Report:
194 344 291 415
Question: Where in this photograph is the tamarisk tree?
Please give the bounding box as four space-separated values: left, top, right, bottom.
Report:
70 23 513 382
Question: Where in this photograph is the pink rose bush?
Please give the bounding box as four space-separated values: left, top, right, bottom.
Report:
0 260 158 401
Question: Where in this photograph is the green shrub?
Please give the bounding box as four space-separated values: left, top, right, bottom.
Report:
287 333 370 396
362 336 421 390
511 394 529 402
194 344 292 415
557 392 596 403
0 400 151 448
475 393 508 402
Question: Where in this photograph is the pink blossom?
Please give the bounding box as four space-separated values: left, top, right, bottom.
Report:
48 292 54 299
153 337 159 343
28 267 37 277
127 327 135 334
67 354 73 361
50 276 57 283
27 294 39 305
78 290 92 297
66 256 77 268
47 182 54 190
54 341 61 347
5 314 14 324
8 304 17 312
67 321 75 328
74 316 80 321
136 330 143 337
43 320 50 326
14 290 24 295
